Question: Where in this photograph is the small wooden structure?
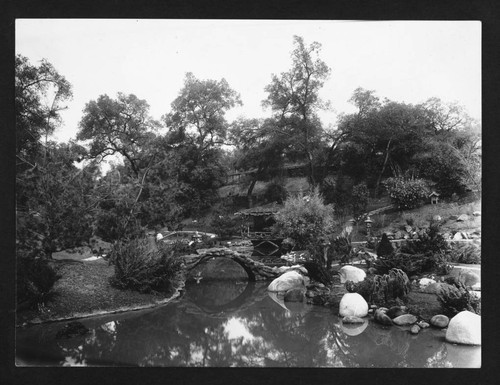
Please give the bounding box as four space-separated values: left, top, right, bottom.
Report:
235 202 283 256
429 191 440 205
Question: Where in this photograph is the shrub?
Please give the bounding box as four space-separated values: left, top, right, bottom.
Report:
401 223 450 257
17 255 61 310
209 213 239 239
376 233 394 258
374 223 452 276
110 237 183 294
437 281 481 317
352 268 411 305
374 251 452 277
384 177 430 210
263 180 288 204
350 183 369 217
273 188 335 252
449 243 481 264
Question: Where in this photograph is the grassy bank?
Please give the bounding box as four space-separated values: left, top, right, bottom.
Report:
17 259 184 326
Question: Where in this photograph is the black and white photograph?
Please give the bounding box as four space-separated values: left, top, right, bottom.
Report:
14 19 482 368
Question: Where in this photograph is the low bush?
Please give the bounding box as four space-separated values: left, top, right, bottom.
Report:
449 243 481 264
374 251 452 277
437 281 481 317
374 223 453 276
351 268 411 305
17 255 61 310
384 177 430 210
273 188 335 252
110 237 183 294
263 180 288 204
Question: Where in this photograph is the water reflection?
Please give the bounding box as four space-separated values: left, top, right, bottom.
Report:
16 281 480 367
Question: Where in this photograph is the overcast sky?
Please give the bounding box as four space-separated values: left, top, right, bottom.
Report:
16 19 481 143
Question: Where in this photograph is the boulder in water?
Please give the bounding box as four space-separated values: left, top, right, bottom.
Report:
268 271 306 292
445 311 481 345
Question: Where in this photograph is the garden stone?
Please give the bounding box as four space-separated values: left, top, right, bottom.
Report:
452 232 463 240
457 214 469 222
445 311 481 345
374 309 393 326
424 282 450 294
386 306 406 319
284 289 305 302
339 293 369 318
419 278 436 288
342 316 365 324
417 321 430 328
430 314 449 328
432 215 442 222
473 211 481 217
410 325 421 334
268 271 306 292
392 314 418 326
460 271 480 287
339 265 366 283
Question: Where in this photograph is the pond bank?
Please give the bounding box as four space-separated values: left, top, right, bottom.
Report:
16 259 185 327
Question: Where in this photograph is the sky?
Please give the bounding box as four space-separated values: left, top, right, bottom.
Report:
16 19 481 143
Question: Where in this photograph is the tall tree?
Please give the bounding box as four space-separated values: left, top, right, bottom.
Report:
164 72 241 153
229 117 288 207
263 36 331 185
15 54 72 165
77 93 160 177
77 93 161 237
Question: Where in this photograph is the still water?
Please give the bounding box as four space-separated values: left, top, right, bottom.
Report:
16 280 480 367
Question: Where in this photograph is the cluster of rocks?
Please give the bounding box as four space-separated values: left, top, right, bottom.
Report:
382 211 481 242
339 294 481 345
266 262 480 346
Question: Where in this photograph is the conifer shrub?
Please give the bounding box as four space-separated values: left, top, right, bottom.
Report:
352 268 411 305
17 255 61 310
110 237 183 294
376 233 394 258
449 243 481 264
437 280 481 317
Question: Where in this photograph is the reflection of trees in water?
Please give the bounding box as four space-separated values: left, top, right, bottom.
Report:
20 282 474 367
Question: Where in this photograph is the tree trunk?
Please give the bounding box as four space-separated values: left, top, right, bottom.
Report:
246 178 257 208
375 139 392 197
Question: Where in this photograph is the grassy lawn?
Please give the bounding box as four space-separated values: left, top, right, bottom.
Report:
17 260 180 325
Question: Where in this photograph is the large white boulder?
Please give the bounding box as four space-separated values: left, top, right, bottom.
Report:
445 311 481 345
339 293 369 318
339 265 366 283
268 270 306 292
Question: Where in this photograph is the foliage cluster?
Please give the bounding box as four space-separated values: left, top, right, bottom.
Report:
263 180 289 204
374 224 452 276
437 280 481 317
352 268 411 305
110 238 184 294
448 243 481 264
273 189 335 253
17 255 61 310
383 177 430 210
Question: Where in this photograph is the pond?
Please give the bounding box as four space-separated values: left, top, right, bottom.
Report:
16 280 480 367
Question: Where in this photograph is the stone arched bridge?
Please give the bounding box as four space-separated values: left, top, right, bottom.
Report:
180 248 281 281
